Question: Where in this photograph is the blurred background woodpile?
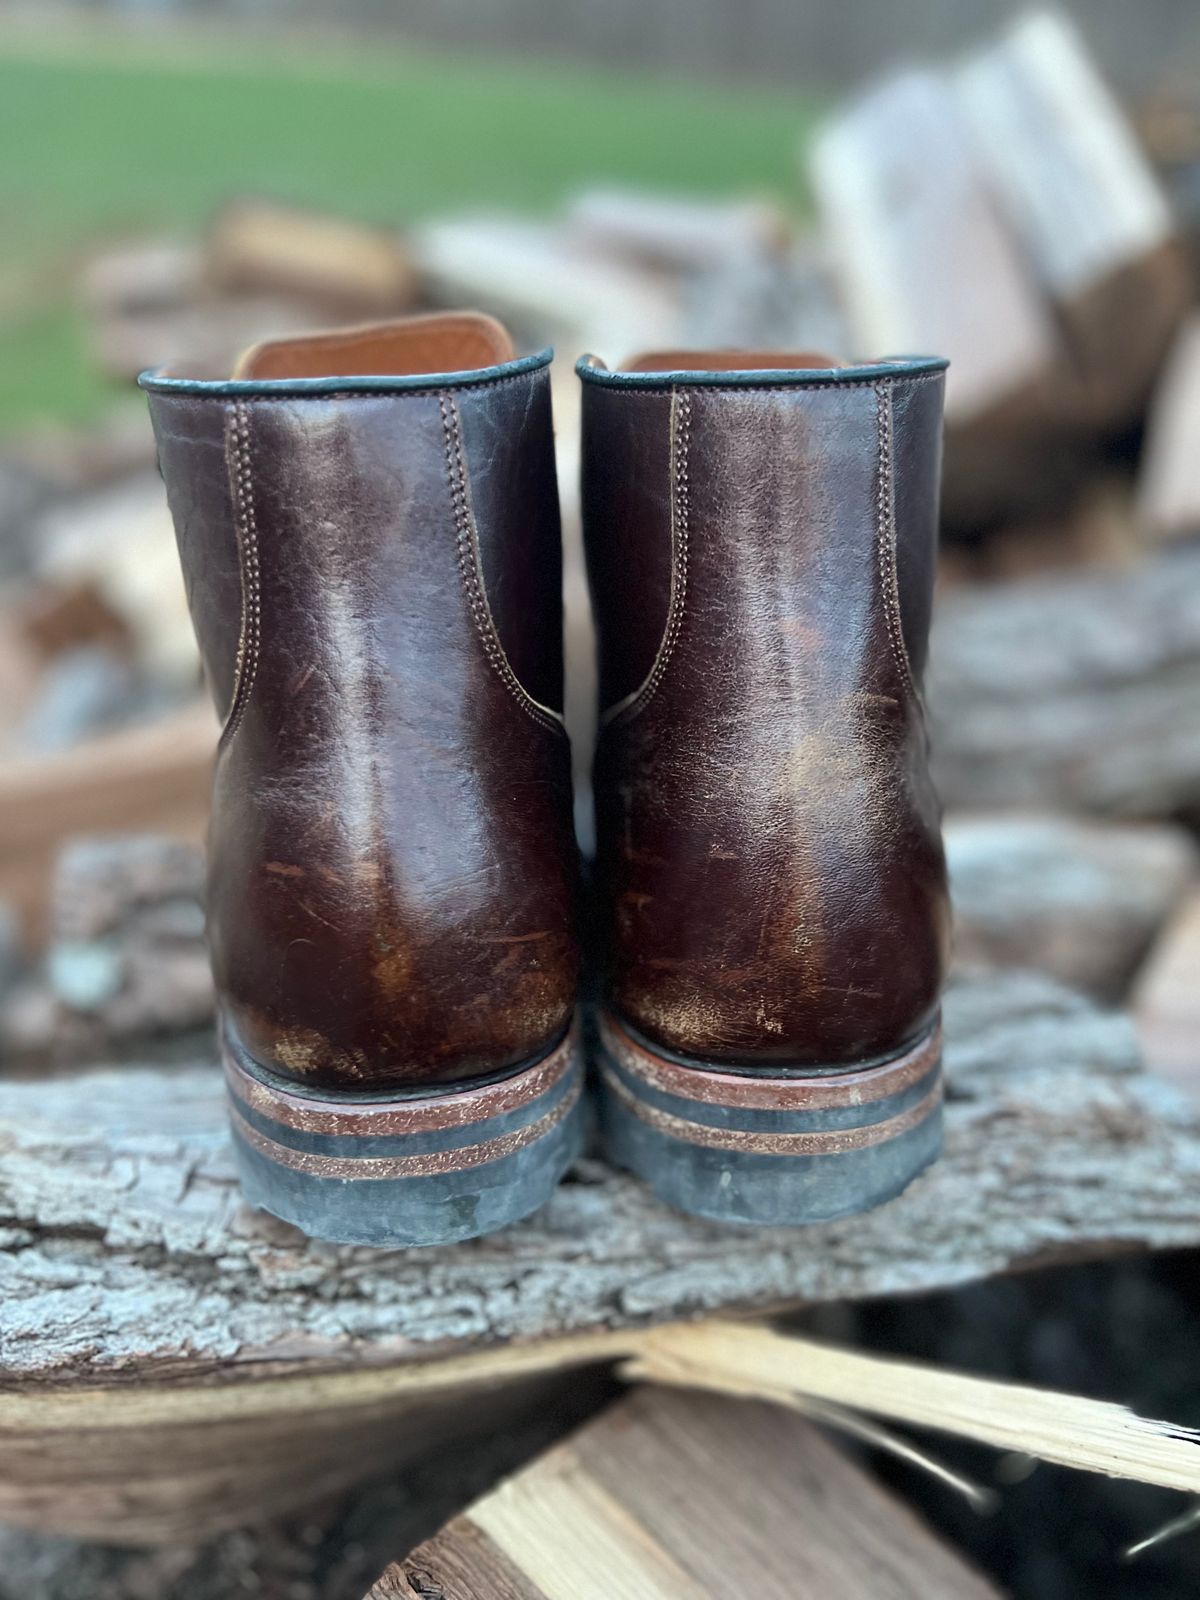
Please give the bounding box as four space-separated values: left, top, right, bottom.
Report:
2 6 1200 1598
3 14 1200 940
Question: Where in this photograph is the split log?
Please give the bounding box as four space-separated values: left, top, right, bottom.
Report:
808 68 1092 534
89 296 332 384
809 69 1057 427
808 14 1190 532
565 187 789 271
1138 315 1200 545
954 10 1190 425
947 814 1197 999
2 968 1200 1542
85 207 419 383
0 703 213 937
17 578 132 663
80 240 204 317
0 1374 613 1600
37 835 212 1058
206 200 419 314
929 545 1200 817
32 473 197 683
393 1387 1001 1599
411 216 683 357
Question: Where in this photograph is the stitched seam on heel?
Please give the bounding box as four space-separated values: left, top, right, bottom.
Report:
874 380 917 699
600 386 691 728
438 392 564 735
222 399 262 747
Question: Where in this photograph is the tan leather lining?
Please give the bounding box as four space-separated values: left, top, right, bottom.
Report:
232 311 516 381
622 348 844 373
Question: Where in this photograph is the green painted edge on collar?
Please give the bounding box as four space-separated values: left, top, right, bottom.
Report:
138 347 554 398
575 354 949 388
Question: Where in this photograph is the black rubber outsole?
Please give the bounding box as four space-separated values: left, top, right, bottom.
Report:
595 1012 943 1226
223 1021 585 1248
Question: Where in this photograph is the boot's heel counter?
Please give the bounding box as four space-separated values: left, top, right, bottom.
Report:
147 391 246 725
175 362 576 1094
888 368 945 686
581 381 678 720
586 364 949 1067
452 367 567 719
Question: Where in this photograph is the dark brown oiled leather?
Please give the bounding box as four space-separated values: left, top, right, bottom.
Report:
582 356 951 1068
147 315 578 1090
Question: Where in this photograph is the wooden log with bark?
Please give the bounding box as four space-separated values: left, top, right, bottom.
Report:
80 239 205 318
389 1386 1002 1600
205 200 419 314
929 546 1200 818
2 960 1200 1543
0 705 213 940
946 814 1197 998
410 216 683 357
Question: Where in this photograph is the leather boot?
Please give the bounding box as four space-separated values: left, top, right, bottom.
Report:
580 349 951 1224
142 313 583 1246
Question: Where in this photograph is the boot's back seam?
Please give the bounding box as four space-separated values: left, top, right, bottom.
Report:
874 379 919 700
221 398 263 749
600 386 691 728
439 391 565 736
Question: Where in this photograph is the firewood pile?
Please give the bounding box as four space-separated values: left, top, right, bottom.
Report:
2 8 1200 1595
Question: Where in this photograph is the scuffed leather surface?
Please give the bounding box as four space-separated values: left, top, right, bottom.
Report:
148 364 577 1089
583 371 950 1068
151 394 243 720
581 387 674 711
890 373 943 679
458 369 564 713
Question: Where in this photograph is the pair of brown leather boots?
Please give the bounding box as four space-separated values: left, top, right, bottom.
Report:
143 312 950 1247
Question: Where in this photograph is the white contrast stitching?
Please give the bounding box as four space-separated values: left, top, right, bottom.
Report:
223 399 262 746
583 370 945 397
874 380 918 699
439 392 565 735
600 386 691 727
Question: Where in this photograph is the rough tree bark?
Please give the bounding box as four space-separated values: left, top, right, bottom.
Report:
0 969 1186 1384
946 813 1197 997
2 967 1200 1541
929 546 1200 818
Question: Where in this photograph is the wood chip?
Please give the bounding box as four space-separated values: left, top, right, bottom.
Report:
394 1387 1001 1600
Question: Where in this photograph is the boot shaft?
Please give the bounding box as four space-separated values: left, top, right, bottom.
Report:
145 317 578 1091
581 354 951 1067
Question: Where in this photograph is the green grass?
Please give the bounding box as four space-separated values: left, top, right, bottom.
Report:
0 32 823 435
